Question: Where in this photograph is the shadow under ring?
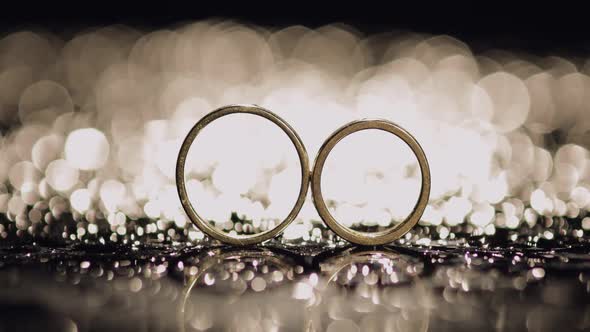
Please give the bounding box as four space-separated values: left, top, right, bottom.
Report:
311 119 431 246
176 104 310 246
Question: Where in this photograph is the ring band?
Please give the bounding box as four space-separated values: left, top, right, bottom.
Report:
176 104 310 246
311 119 431 246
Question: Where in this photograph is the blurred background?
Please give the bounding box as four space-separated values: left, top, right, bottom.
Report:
1 3 590 331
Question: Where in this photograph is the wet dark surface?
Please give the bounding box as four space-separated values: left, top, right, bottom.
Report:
1 232 590 332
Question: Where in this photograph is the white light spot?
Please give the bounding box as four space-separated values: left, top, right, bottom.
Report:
129 277 142 292
478 72 530 133
8 196 26 215
9 161 40 189
251 277 267 292
88 223 98 234
32 134 64 170
99 180 126 213
46 159 79 192
70 189 91 213
532 267 545 279
292 282 313 300
65 128 110 170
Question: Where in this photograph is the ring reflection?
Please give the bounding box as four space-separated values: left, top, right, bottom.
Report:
307 247 431 332
179 248 301 331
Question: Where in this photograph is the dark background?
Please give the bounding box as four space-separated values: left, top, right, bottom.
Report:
0 2 589 56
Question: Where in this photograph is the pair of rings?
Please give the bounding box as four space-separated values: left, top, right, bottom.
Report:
176 105 431 246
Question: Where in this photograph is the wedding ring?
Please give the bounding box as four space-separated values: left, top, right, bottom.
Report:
176 104 310 245
311 119 431 246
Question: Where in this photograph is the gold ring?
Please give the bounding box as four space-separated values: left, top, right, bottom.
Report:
176 104 310 245
311 119 431 246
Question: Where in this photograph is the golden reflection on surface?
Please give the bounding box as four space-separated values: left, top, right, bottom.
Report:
178 247 430 332
308 247 430 332
179 248 300 332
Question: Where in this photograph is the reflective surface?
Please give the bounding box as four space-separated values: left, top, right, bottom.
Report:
1 234 590 331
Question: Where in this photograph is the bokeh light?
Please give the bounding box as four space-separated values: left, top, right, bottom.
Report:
0 21 589 244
